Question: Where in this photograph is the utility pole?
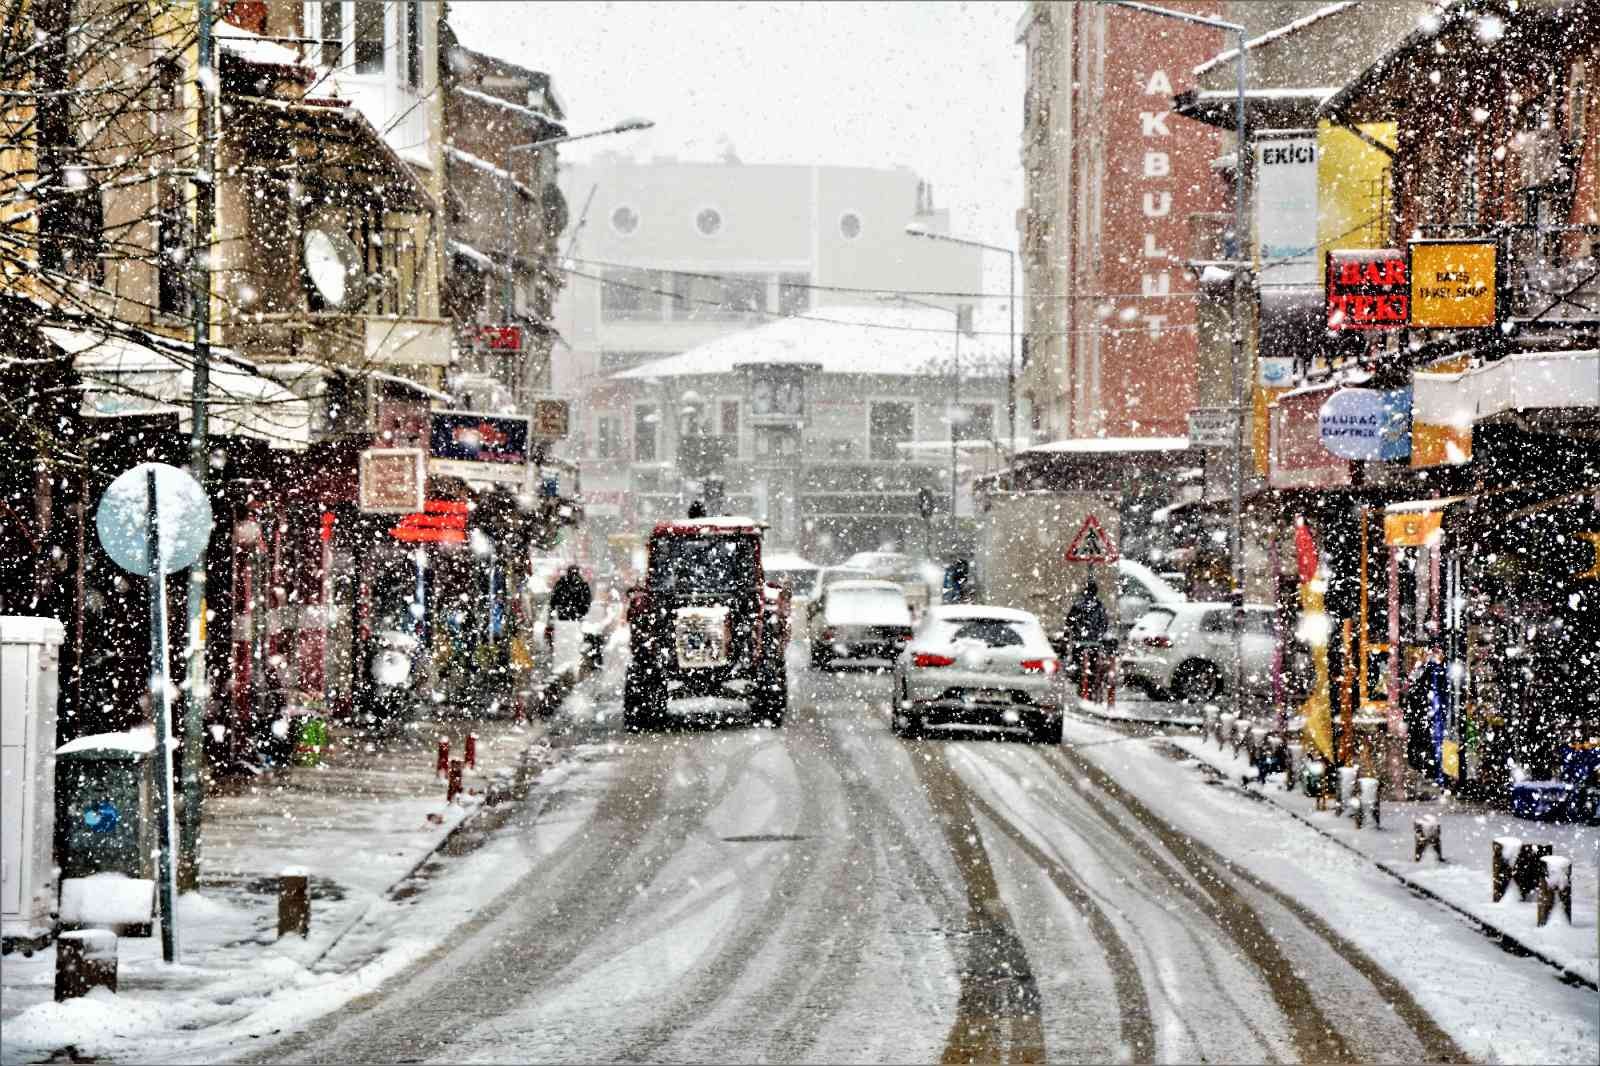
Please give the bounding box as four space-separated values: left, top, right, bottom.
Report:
180 0 216 893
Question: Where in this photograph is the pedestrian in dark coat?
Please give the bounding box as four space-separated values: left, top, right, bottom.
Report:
551 565 593 622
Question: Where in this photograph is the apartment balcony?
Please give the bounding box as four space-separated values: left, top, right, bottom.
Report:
223 313 453 370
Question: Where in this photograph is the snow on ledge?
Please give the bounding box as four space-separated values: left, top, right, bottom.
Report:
57 724 176 756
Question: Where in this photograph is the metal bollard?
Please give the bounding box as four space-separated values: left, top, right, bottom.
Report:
1413 815 1443 861
446 758 464 804
436 737 450 779
1536 855 1573 926
55 930 117 1001
278 870 310 938
465 732 478 770
1491 836 1521 902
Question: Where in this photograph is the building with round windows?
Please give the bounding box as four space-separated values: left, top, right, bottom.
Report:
550 158 994 564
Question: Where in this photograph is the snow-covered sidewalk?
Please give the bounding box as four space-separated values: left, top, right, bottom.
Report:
0 710 564 1065
1165 730 1600 989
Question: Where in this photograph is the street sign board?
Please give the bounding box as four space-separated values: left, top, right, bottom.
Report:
1409 240 1497 329
1327 249 1408 330
428 409 531 485
359 448 426 514
95 463 213 577
531 397 570 441
1187 407 1238 448
1065 513 1119 563
476 325 523 352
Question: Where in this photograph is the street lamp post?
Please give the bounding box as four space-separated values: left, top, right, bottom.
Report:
1106 0 1250 718
904 226 1017 480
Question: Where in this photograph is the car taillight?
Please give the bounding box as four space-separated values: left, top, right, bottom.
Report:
913 652 955 668
1021 658 1058 675
821 626 836 641
1142 635 1172 648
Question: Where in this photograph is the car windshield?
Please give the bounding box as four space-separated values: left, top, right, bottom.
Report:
648 536 756 592
942 618 1028 648
769 569 818 597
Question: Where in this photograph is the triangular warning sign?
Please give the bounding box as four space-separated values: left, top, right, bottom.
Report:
1065 513 1119 562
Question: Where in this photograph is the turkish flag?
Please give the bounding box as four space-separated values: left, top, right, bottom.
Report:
1294 517 1319 584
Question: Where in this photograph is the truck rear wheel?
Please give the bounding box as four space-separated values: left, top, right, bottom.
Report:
623 666 664 733
755 666 788 728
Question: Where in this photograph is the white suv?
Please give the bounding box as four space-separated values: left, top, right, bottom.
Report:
1119 602 1278 702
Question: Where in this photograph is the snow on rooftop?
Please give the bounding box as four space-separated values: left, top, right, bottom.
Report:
613 304 1009 381
1193 2 1359 78
1021 436 1191 455
453 86 562 129
216 26 308 71
447 238 502 274
443 145 536 200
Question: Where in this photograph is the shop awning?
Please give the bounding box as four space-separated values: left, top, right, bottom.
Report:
1413 350 1599 467
47 326 311 450
1382 496 1467 546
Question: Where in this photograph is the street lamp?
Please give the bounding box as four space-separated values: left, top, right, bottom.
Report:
1105 0 1250 717
878 293 962 520
904 224 1017 478
500 119 655 324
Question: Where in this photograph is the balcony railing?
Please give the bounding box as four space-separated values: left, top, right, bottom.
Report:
223 313 453 369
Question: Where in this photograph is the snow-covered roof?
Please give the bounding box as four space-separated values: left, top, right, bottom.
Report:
612 304 1009 381
447 238 502 274
256 361 453 405
217 26 310 72
1020 436 1191 455
1193 2 1359 78
443 145 537 200
452 86 564 131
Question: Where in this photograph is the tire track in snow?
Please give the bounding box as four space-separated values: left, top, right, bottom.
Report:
913 741 1047 1064
1049 745 1463 1064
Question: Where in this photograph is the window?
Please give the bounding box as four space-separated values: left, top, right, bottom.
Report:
610 205 639 234
353 0 384 74
601 267 664 320
719 399 739 437
671 272 766 320
869 401 913 461
964 402 994 442
648 536 756 592
695 207 722 236
634 404 658 461
779 273 811 315
156 183 191 316
319 0 343 67
405 1 423 88
840 212 862 239
595 415 621 459
946 619 1026 648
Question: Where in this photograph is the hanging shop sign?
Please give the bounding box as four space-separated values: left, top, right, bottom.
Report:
1317 387 1411 461
1326 249 1408 330
1409 240 1497 329
1186 406 1238 448
476 325 523 353
1254 133 1319 287
531 397 570 441
1259 357 1295 387
428 409 531 484
390 498 468 545
1270 389 1353 489
358 448 426 514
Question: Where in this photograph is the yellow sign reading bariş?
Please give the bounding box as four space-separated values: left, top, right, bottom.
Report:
1410 241 1497 328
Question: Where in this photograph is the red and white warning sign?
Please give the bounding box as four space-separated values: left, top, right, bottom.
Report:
1064 513 1119 562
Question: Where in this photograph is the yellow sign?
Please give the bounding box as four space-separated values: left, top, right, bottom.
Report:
1384 509 1443 547
1410 241 1497 328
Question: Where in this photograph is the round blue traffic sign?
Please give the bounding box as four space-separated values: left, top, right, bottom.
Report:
95 463 213 576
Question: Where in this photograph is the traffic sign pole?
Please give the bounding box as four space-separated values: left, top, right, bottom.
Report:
146 470 180 963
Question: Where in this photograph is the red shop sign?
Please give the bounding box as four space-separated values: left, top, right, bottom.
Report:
1326 249 1408 331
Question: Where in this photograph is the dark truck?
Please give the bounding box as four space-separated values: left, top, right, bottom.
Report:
623 518 790 731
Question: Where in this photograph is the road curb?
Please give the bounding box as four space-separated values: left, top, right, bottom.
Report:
1162 738 1599 992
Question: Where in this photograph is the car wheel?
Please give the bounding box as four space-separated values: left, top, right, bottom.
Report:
623 666 663 732
755 664 788 728
810 642 832 671
1030 716 1064 745
1173 659 1222 704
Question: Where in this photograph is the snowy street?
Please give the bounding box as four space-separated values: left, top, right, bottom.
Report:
201 648 1595 1065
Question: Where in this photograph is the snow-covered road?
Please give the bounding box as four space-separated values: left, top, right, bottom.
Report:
233 650 1596 1064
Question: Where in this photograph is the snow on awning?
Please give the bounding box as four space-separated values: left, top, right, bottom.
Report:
1021 436 1191 455
216 27 311 73
443 145 537 201
46 326 311 450
447 238 504 275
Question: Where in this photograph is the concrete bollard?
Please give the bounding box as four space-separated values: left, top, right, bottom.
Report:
465 732 478 770
1305 759 1328 809
1414 815 1442 861
1336 766 1358 815
1492 836 1522 902
1356 776 1380 829
278 870 310 938
1203 706 1218 745
436 737 450 779
55 930 117 1001
1231 719 1249 757
446 758 464 804
1218 713 1237 751
1536 856 1573 926
1248 727 1267 766
1514 841 1554 901
1286 742 1304 791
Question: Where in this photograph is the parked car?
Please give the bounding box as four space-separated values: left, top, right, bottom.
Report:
622 517 790 730
1118 601 1277 702
890 605 1064 744
1114 558 1187 640
764 551 821 611
806 579 914 669
841 550 938 616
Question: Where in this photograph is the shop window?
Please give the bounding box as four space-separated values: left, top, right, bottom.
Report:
634 404 658 461
869 401 912 461
156 183 191 315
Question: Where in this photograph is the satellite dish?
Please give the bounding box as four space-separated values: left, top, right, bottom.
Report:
302 224 363 310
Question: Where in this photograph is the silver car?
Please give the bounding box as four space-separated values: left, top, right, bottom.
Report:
890 605 1064 744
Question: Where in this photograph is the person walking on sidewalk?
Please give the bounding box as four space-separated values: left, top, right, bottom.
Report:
547 565 593 668
1061 581 1110 699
